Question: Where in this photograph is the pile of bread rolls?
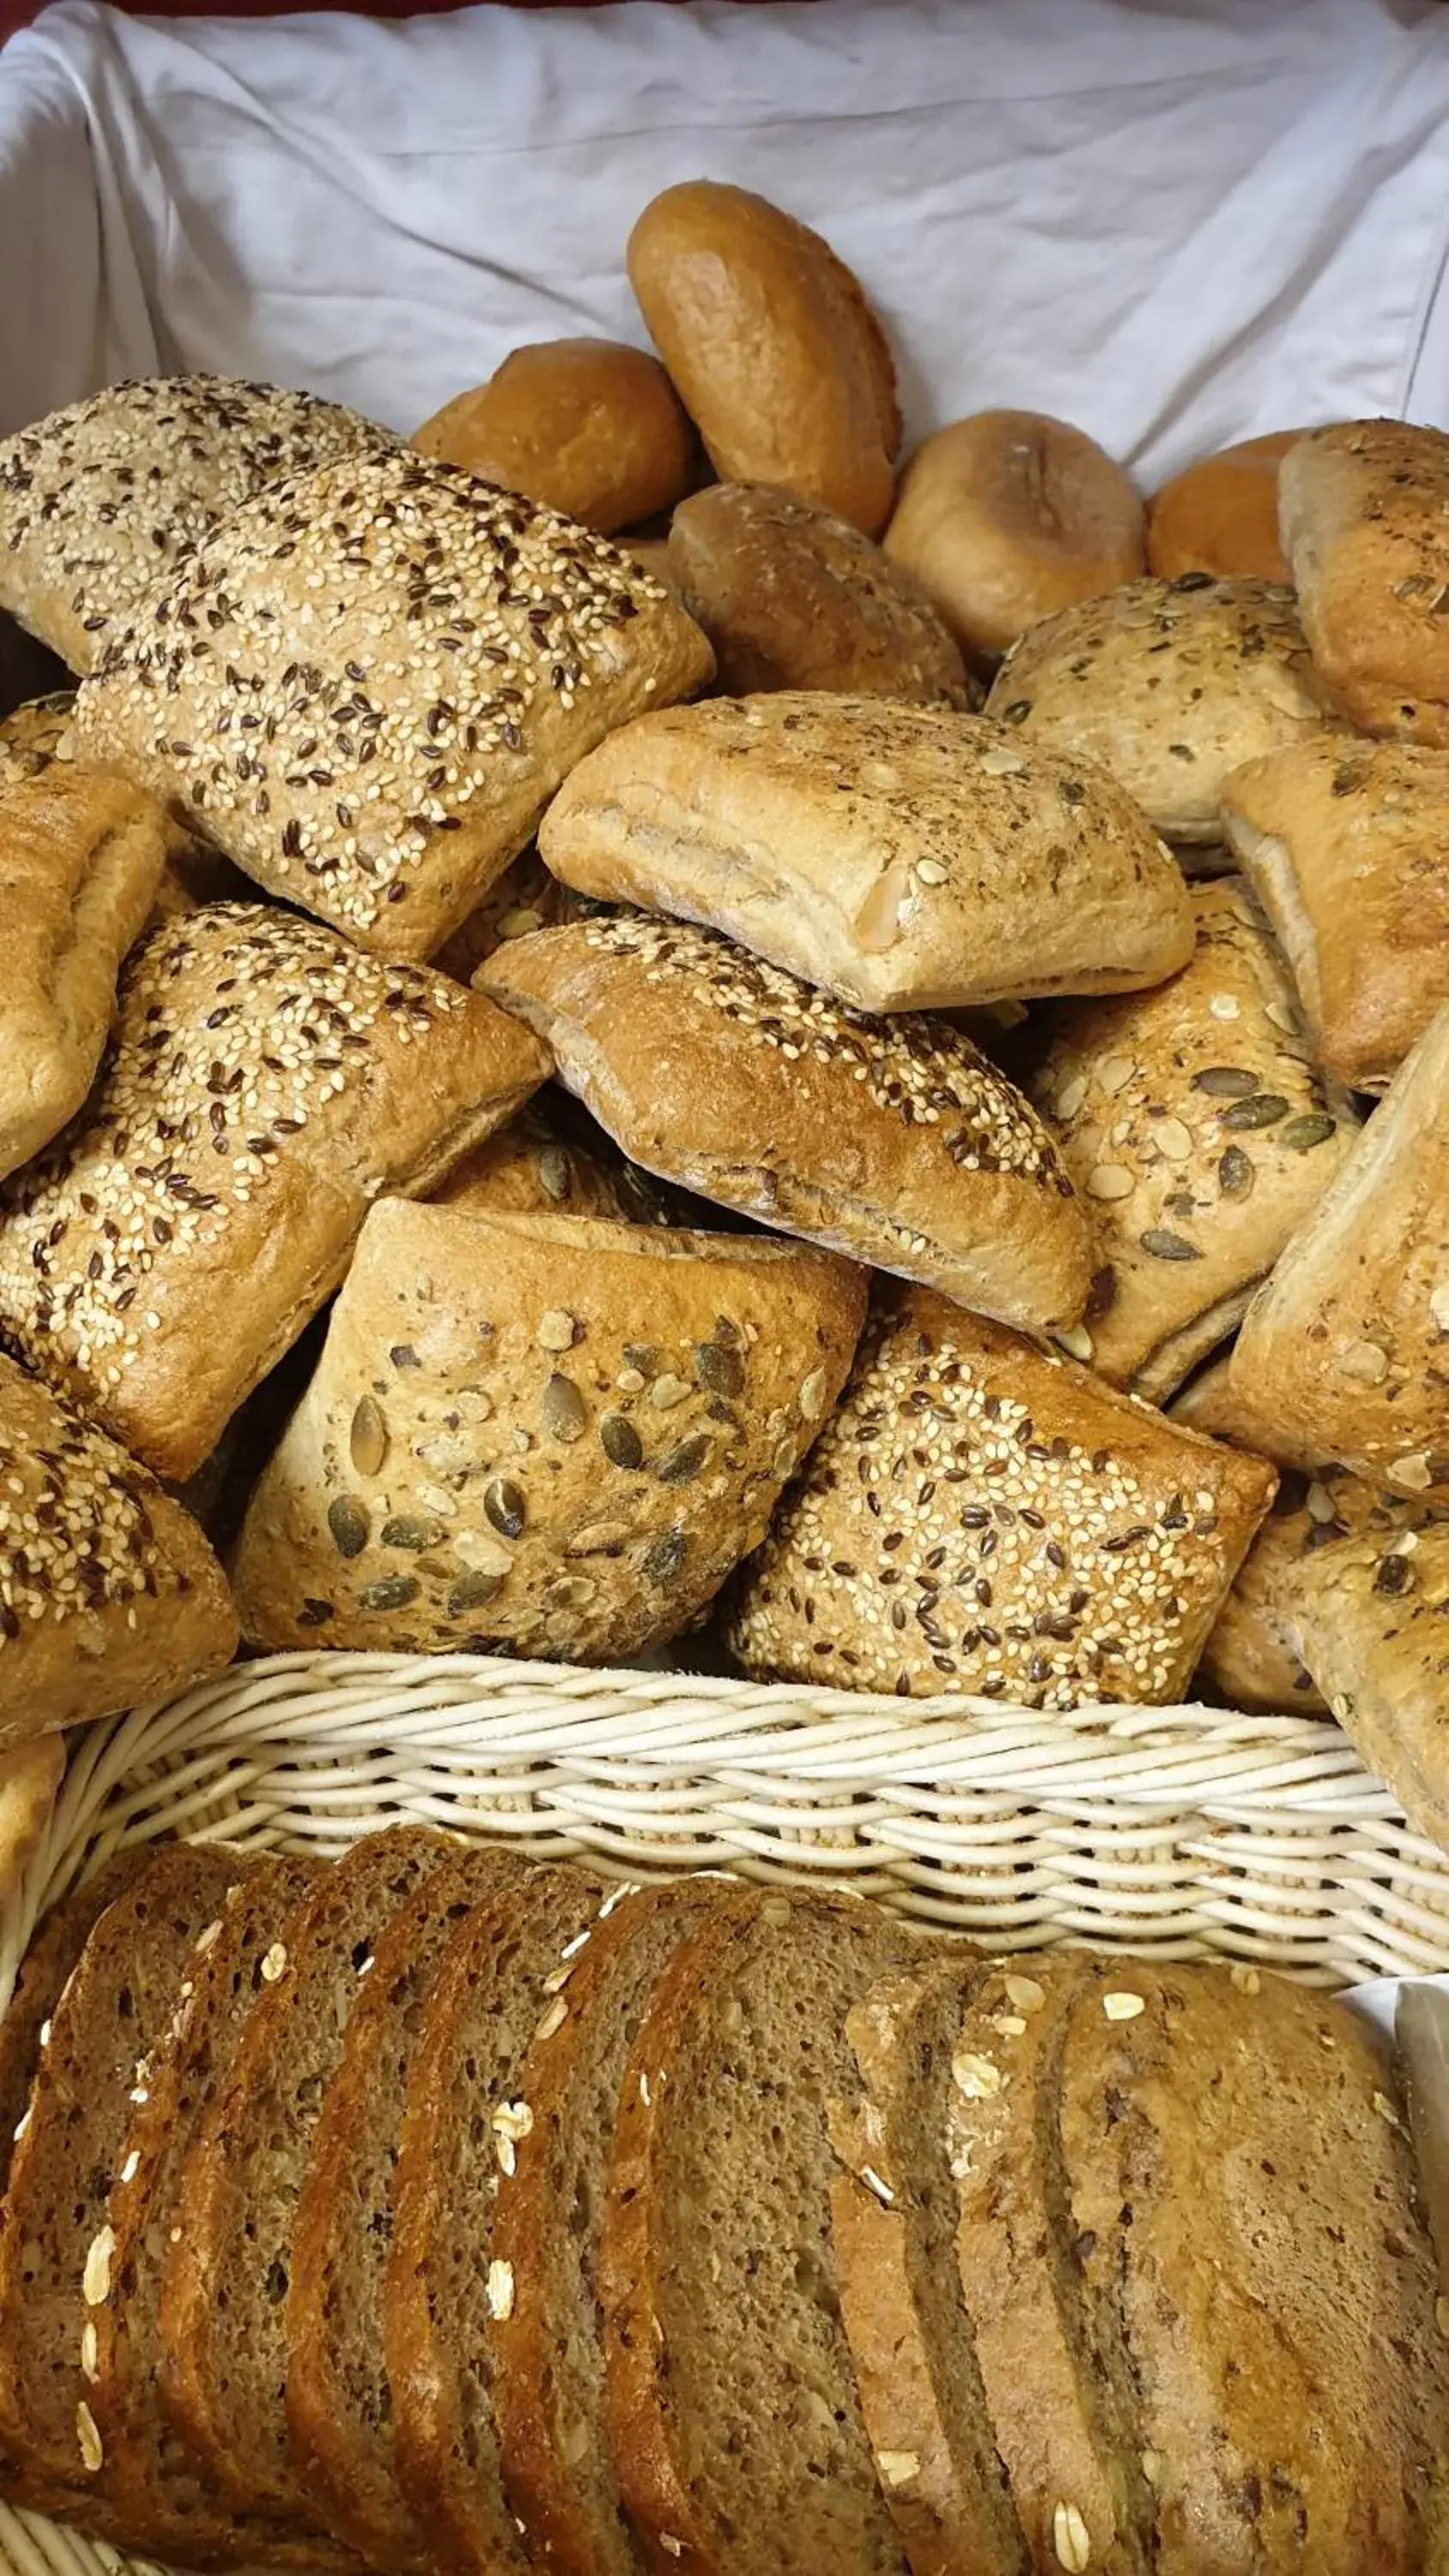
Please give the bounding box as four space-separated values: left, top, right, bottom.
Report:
1 179 1448 1861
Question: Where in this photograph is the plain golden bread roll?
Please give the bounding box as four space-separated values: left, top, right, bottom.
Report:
1147 430 1308 583
537 695 1194 1014
667 482 973 705
882 410 1145 665
627 181 900 537
1279 418 1449 743
411 338 697 537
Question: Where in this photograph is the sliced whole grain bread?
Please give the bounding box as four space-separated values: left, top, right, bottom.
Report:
599 1888 923 2576
1058 1959 1448 2574
286 1838 533 2573
946 1955 1150 2576
0 1851 150 2201
488 1878 726 2576
827 1959 1028 2576
0 1842 245 2497
385 1862 614 2576
158 1826 458 2530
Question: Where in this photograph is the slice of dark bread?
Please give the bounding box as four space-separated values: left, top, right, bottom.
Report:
0 1851 150 2199
946 1955 1149 2575
827 1959 1028 2576
488 1879 726 2576
0 1842 244 2497
1059 1959 1448 2574
599 1888 924 2576
88 1850 332 2566
159 1825 458 2530
287 1838 533 2573
386 1862 614 2576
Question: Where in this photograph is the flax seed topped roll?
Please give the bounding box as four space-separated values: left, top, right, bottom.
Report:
0 374 395 676
72 449 714 964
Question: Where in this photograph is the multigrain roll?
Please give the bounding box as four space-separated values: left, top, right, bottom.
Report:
0 903 549 1481
72 448 714 964
412 338 697 535
882 410 1145 665
0 374 395 675
985 575 1331 845
433 1094 676 1228
667 483 973 705
538 695 1194 1013
1146 430 1307 583
728 1284 1276 1708
479 911 1094 1334
627 182 900 537
1279 418 1449 744
231 1201 866 1662
1282 1522 1449 1853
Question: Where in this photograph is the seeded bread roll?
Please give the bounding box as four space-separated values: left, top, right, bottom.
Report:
728 1284 1276 1708
0 690 72 787
414 338 697 535
627 182 900 538
1280 1521 1449 1853
434 1094 676 1229
882 411 1145 665
479 912 1092 1334
1222 736 1449 1091
667 483 973 706
985 575 1330 847
1146 431 1307 584
0 762 182 1182
0 692 250 927
1227 1005 1449 1498
1029 878 1359 1399
0 1353 237 1752
0 903 549 1483
1279 419 1449 744
539 696 1193 1014
232 1200 865 1663
0 375 394 676
72 449 714 963
432 848 574 985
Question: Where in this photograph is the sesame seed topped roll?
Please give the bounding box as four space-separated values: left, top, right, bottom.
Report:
0 903 549 1482
728 1284 1276 1709
0 375 394 676
73 450 715 964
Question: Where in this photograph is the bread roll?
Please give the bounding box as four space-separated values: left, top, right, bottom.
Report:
431 848 575 986
413 338 696 537
668 483 973 706
985 575 1330 844
882 411 1144 665
0 1737 64 1885
0 903 549 1481
1279 419 1449 744
433 1095 674 1228
0 691 246 927
728 1285 1276 1707
1147 430 1307 583
1227 1005 1449 1498
0 375 394 676
1283 1521 1449 1854
73 449 714 966
627 181 900 537
538 695 1194 1014
0 690 72 787
1222 736 1449 1091
478 911 1093 1333
231 1200 866 1662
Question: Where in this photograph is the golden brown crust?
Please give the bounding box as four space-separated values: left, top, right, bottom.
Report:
1146 431 1306 584
0 690 74 787
882 411 1144 665
1222 735 1449 1090
668 483 972 705
0 1737 64 1886
729 1284 1276 1708
0 904 549 1482
627 182 899 538
73 449 714 963
1282 1520 1449 1851
986 575 1330 842
538 695 1194 1014
1030 878 1360 1398
1279 419 1449 744
413 338 698 536
231 1200 866 1663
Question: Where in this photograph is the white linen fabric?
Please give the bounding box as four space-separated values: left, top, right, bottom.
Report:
3 0 1449 473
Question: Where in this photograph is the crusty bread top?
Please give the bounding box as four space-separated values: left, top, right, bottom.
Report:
1146 431 1304 584
413 337 697 536
538 694 1193 1014
1278 418 1449 743
0 375 394 675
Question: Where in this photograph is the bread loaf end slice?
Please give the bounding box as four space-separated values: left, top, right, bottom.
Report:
0 1851 150 2201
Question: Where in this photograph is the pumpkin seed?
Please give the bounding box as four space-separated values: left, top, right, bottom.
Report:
358 1576 419 1612
658 1434 712 1486
1374 1553 1412 1596
1219 1094 1288 1131
1084 1266 1118 1321
998 699 1032 725
693 1342 743 1396
600 1413 644 1470
297 1598 334 1627
484 1478 526 1540
1169 569 1214 592
448 1571 506 1617
1217 1146 1254 1198
1279 1112 1337 1152
543 1374 587 1443
349 1395 388 1478
327 1494 369 1558
380 1516 440 1552
622 1343 658 1379
537 1146 572 1203
389 1343 421 1370
1192 1066 1258 1098
645 1531 688 1583
1139 1228 1203 1262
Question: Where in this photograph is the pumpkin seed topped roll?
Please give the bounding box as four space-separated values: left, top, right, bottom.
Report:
73 448 714 963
